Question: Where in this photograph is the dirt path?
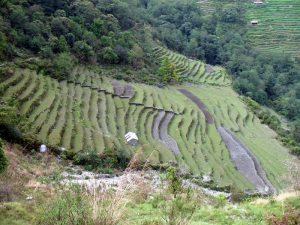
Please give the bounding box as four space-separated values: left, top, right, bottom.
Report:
178 89 213 124
217 126 274 193
152 111 180 155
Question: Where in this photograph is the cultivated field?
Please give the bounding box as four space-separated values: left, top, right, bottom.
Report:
0 59 292 191
246 0 300 58
152 46 232 86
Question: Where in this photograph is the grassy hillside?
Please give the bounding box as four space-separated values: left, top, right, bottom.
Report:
246 0 300 58
0 51 293 191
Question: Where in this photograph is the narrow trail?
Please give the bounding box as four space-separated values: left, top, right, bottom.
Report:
152 111 180 155
178 89 213 124
217 126 274 193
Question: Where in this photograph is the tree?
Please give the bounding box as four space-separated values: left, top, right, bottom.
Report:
100 47 118 64
72 41 95 63
0 99 24 141
91 18 104 37
0 138 7 174
64 33 74 48
54 52 75 78
0 32 6 59
293 120 300 143
114 45 128 63
158 57 179 84
131 44 144 68
140 0 150 8
58 35 68 52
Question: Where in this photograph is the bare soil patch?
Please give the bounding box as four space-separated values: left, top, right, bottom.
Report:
217 126 274 193
152 111 180 155
178 89 213 124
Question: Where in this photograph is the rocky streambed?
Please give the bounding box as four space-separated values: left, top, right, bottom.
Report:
61 166 231 198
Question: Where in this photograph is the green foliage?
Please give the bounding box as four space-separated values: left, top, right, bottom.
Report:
158 57 179 84
215 194 226 208
74 147 129 173
152 166 199 224
48 52 76 80
73 41 95 63
166 167 182 197
38 185 92 225
0 138 8 174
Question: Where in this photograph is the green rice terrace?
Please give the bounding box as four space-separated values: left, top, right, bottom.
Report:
0 49 293 193
153 46 232 86
246 0 300 58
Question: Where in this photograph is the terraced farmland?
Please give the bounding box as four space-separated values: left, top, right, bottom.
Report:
185 86 292 190
0 62 293 192
196 0 215 15
246 0 300 58
152 46 232 86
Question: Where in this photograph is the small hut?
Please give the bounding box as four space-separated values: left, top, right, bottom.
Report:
40 144 47 153
125 132 139 146
251 20 259 25
254 0 263 5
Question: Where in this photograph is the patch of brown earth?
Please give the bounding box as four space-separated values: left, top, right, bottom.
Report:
178 89 213 124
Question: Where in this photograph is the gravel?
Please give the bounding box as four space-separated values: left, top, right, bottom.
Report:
217 126 274 194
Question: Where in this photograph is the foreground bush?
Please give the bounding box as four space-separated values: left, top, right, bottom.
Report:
38 186 93 225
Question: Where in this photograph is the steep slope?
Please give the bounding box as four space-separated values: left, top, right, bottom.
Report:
0 51 293 192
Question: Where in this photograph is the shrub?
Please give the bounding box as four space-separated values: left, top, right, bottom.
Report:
38 185 92 225
74 147 129 173
266 208 300 225
215 194 226 208
155 167 200 225
0 139 8 174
